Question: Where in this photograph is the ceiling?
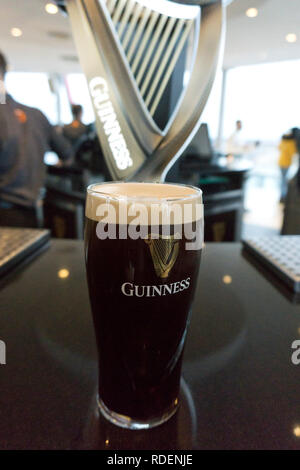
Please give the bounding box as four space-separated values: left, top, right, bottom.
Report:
224 0 300 68
0 0 299 74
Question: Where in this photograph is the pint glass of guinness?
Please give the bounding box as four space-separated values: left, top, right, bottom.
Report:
84 182 203 429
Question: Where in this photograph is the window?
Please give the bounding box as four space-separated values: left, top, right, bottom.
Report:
65 73 95 124
223 60 300 141
5 72 58 124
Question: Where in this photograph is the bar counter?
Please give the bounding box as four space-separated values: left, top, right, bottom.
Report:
0 240 300 449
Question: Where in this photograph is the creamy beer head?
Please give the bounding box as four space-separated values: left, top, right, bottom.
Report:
86 182 203 226
87 182 201 199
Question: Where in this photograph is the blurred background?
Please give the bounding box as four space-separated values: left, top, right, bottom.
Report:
0 0 300 240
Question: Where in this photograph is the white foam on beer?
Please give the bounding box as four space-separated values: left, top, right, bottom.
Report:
86 182 203 224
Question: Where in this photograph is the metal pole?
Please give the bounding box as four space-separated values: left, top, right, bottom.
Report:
216 67 228 150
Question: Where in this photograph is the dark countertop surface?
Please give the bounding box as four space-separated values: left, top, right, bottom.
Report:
0 240 300 450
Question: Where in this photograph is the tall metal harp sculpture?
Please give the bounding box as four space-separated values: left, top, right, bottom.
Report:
57 0 225 182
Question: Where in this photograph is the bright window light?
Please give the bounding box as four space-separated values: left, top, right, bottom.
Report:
5 72 58 124
223 60 300 141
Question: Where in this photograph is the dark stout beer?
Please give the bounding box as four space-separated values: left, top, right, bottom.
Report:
84 182 202 428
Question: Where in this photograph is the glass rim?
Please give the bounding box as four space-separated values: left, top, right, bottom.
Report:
86 181 202 203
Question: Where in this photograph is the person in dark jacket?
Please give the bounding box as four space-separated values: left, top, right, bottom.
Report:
0 51 73 227
62 104 89 151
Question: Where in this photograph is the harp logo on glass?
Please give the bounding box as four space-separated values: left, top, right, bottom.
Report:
89 77 133 171
145 235 180 279
0 340 6 365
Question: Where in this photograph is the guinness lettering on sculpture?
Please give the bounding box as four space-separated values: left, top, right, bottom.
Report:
89 77 133 171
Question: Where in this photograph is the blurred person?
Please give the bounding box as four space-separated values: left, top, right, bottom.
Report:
226 120 244 154
0 51 73 228
226 120 256 156
292 128 300 191
278 129 297 202
281 128 300 234
62 104 89 150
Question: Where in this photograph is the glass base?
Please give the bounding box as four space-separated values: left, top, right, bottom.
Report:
97 396 179 430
